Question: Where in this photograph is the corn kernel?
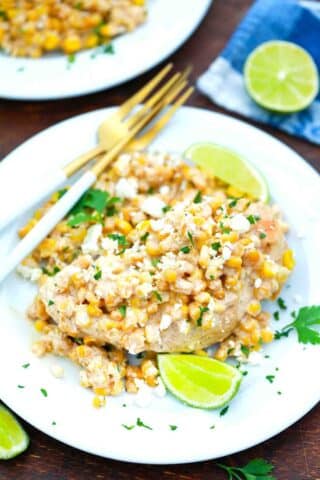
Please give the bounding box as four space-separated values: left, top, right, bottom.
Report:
225 256 242 269
146 242 162 256
282 249 295 270
92 395 106 408
94 387 108 396
261 329 274 343
247 301 262 316
194 349 208 356
163 269 177 283
62 35 81 54
43 32 60 51
115 219 133 234
34 319 47 332
260 261 276 279
76 345 87 357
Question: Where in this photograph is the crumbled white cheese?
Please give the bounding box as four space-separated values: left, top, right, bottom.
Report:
160 314 172 331
153 378 167 398
136 282 153 298
75 307 90 327
160 185 170 195
134 380 153 408
50 364 64 379
254 278 262 288
16 265 42 283
82 224 102 254
229 214 251 233
115 177 138 199
141 197 166 218
293 293 302 304
222 245 232 261
101 237 118 253
178 319 190 334
247 351 263 365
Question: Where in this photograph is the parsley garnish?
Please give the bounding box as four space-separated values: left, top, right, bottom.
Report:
153 291 163 302
22 363 30 369
169 425 178 431
273 311 280 321
211 242 221 251
147 187 155 194
277 297 287 310
217 458 275 480
275 305 320 345
187 231 194 246
219 222 231 234
259 232 267 239
108 233 129 253
118 305 127 317
40 388 48 397
266 375 275 383
136 417 152 430
52 421 56 426
247 214 260 225
103 43 115 54
17 385 25 389
193 191 202 204
48 300 55 306
220 405 229 416
140 232 149 242
122 424 135 430
209 424 215 429
151 258 160 267
197 306 209 326
180 246 191 254
93 267 102 280
67 53 76 65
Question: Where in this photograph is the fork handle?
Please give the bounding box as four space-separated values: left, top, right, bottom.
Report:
0 171 96 284
0 168 67 231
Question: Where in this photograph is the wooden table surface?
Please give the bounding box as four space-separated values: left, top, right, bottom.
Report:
0 1 319 478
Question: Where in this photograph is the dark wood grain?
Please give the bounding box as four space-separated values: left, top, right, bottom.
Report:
0 1 319 478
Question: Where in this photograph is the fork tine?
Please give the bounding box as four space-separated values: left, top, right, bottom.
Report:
125 67 190 129
127 86 194 152
115 63 173 119
92 84 192 177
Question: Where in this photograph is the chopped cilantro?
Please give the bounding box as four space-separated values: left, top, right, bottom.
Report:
193 191 202 204
48 300 55 306
118 305 127 317
273 311 280 321
108 233 128 252
277 297 287 310
22 363 30 369
209 275 215 280
122 424 135 430
162 205 172 213
136 417 152 430
259 232 267 239
197 306 209 326
93 267 102 280
228 198 238 208
220 405 229 416
151 258 160 267
140 232 149 242
240 345 250 357
209 424 215 429
275 305 320 345
74 2 82 8
219 222 231 234
180 246 191 254
147 187 155 194
0 10 8 20
52 421 56 426
187 231 194 247
67 53 76 65
42 266 60 276
169 425 178 431
277 391 282 395
103 43 115 54
211 242 221 251
40 388 48 397
17 385 25 389
153 291 163 302
67 189 120 226
247 214 260 225
266 375 275 383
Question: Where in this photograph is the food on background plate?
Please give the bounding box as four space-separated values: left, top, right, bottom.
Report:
18 150 294 407
0 0 146 58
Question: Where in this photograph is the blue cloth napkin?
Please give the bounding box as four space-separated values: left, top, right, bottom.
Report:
197 0 320 144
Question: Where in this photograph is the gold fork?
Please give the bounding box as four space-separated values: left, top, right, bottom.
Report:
0 76 193 283
0 64 190 231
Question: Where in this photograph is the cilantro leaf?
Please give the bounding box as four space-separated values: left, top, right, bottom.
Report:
244 458 274 476
275 306 320 345
118 305 127 317
71 189 109 214
197 306 209 326
217 458 276 480
136 417 152 430
193 191 202 204
180 246 191 254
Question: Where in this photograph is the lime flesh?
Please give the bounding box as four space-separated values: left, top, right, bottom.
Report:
0 404 29 459
244 40 319 113
158 354 242 409
184 142 268 202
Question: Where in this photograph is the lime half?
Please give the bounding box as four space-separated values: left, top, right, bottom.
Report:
158 354 242 409
184 142 268 202
244 40 319 112
0 404 29 460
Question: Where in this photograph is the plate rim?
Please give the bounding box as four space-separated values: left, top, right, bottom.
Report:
0 106 320 464
0 0 212 101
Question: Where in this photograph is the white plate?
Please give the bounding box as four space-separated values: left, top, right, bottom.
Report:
0 107 320 464
0 0 211 100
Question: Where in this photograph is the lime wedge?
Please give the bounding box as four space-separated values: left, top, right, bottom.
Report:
244 40 319 112
184 142 268 202
157 354 242 409
0 404 29 459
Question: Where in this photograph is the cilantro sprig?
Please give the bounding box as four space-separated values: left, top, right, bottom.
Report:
67 189 120 227
275 306 320 344
217 458 275 480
